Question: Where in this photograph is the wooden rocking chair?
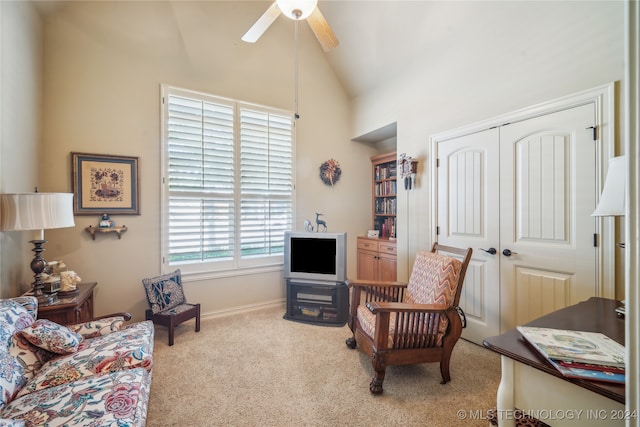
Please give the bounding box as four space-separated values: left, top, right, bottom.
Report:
346 243 472 394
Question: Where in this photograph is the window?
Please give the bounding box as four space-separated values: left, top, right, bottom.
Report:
161 85 294 276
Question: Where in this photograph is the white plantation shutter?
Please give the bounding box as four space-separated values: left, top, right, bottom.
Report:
239 108 293 258
162 86 294 273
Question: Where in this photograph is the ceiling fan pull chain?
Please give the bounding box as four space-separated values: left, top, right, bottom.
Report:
294 20 300 120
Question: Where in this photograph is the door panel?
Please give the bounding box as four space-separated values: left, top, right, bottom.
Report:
515 134 569 242
436 128 500 345
514 267 572 325
500 103 597 331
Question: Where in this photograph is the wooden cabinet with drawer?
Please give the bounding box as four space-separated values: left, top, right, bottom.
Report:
357 236 397 281
36 282 97 324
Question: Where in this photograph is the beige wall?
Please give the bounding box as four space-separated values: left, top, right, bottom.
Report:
349 1 626 284
0 0 43 298
2 0 626 316
3 1 374 319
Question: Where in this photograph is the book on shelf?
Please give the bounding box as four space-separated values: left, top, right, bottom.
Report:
517 326 625 369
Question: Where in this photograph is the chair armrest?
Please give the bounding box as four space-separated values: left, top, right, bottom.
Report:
66 313 132 338
366 301 450 314
89 312 132 322
347 281 409 330
347 279 407 289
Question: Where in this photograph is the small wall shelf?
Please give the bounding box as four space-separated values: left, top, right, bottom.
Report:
85 226 127 240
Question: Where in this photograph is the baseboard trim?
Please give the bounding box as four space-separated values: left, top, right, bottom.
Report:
200 299 285 320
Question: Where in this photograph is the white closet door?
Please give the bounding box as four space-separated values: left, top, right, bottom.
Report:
436 128 501 345
499 103 597 331
435 102 598 345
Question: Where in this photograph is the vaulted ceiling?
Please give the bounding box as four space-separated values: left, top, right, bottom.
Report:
31 0 491 100
245 0 491 99
31 0 615 103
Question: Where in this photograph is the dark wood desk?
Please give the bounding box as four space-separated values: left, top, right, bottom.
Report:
37 282 97 324
483 297 625 426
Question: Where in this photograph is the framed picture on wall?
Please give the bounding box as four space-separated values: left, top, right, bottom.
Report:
71 152 140 215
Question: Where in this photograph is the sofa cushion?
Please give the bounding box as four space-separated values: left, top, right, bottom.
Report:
1 367 151 427
16 321 154 398
1 334 53 411
19 320 82 355
6 335 52 384
0 301 36 349
0 351 23 411
142 269 186 314
0 300 46 411
68 316 124 339
0 418 25 427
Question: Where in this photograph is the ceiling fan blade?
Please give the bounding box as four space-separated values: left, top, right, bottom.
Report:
241 1 281 43
306 7 339 52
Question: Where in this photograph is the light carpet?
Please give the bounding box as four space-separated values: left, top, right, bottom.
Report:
146 306 500 426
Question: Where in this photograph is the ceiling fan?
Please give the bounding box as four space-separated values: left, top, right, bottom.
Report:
242 0 339 52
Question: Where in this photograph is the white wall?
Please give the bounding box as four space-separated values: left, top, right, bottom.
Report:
36 1 372 319
0 0 43 298
349 1 626 281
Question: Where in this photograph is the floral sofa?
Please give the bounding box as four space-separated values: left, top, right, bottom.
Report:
0 296 154 426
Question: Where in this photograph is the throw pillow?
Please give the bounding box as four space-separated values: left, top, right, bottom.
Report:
9 297 38 322
142 269 186 314
68 316 125 339
0 300 36 345
19 319 82 355
8 334 52 383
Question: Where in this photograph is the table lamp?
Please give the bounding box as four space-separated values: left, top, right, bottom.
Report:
0 192 75 303
592 156 626 217
592 156 626 316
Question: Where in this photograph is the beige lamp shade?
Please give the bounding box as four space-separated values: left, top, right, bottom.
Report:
592 156 626 217
0 193 75 231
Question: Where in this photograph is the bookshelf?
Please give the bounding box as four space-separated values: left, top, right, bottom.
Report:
371 152 397 238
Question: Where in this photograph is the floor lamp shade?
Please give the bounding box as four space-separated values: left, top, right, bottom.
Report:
592 156 626 217
0 193 75 232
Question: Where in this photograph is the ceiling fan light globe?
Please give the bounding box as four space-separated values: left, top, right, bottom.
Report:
276 0 317 20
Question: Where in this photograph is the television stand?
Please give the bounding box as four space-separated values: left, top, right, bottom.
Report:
284 279 348 326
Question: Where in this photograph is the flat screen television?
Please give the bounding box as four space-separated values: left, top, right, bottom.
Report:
283 231 347 283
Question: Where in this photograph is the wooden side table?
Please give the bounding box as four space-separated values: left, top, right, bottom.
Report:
36 282 97 324
483 297 625 426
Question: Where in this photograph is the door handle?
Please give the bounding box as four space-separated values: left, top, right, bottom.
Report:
479 247 497 255
502 249 518 257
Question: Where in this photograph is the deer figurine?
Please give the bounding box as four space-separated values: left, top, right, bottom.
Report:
304 220 314 232
315 213 327 232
